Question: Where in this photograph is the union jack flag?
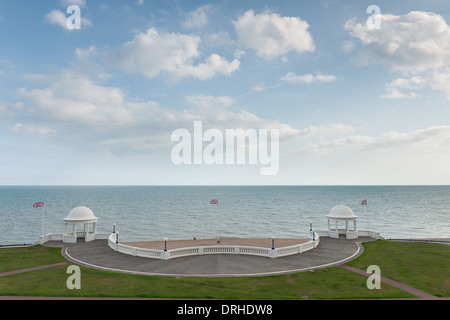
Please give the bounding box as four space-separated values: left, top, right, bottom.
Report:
210 199 218 204
33 202 44 208
361 199 367 206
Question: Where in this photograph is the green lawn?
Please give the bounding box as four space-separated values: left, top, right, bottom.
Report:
347 240 450 297
1 240 448 299
0 263 411 299
0 245 66 273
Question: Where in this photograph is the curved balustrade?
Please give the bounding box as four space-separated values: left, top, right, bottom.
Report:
108 232 320 260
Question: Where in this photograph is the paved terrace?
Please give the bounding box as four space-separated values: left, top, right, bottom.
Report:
45 236 375 277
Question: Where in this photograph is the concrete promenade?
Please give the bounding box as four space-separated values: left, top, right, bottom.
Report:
52 236 375 277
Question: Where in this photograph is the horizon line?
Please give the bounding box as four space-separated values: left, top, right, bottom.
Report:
1 184 449 187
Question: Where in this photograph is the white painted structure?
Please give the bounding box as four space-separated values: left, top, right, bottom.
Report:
37 206 109 245
108 232 320 260
326 205 358 239
63 206 98 243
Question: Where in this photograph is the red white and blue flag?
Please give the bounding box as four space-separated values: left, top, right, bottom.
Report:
361 199 367 206
33 202 44 208
210 199 218 204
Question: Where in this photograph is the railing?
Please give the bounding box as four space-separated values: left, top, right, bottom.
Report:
316 230 381 240
108 232 320 260
0 243 33 248
108 233 163 258
37 232 111 245
37 233 64 244
358 230 381 239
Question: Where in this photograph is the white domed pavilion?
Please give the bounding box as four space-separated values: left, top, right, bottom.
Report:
326 205 358 239
63 206 98 243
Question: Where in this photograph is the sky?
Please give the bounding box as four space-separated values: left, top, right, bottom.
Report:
0 0 450 185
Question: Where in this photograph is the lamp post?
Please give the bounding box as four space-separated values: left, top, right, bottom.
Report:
113 223 116 233
271 236 275 250
164 237 168 252
310 221 315 241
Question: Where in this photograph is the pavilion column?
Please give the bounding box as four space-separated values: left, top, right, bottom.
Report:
345 221 349 232
327 219 330 231
64 223 68 235
72 224 76 236
93 222 97 234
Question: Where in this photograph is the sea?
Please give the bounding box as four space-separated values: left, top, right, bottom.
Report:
0 185 449 245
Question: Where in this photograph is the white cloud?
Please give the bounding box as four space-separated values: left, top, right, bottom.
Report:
234 10 315 60
281 72 336 84
101 28 239 80
380 70 450 100
176 54 240 80
297 124 355 140
18 72 140 126
0 101 22 117
294 125 450 156
381 88 417 99
45 10 67 29
381 76 424 99
346 11 450 101
345 11 450 73
45 9 92 30
183 5 212 29
181 94 301 141
185 95 235 109
429 68 450 100
74 46 111 80
14 71 305 157
9 123 56 136
342 39 356 53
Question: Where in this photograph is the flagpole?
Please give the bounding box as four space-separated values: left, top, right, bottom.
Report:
211 199 220 244
41 205 45 237
365 198 369 232
217 200 220 244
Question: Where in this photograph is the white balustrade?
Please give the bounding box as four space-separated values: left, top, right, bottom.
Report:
107 232 321 260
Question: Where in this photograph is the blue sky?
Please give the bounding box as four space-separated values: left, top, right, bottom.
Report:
1 0 450 185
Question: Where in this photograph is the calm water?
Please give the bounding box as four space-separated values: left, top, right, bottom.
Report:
0 186 449 245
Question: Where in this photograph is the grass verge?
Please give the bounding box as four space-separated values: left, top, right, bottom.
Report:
1 263 411 299
2 240 448 299
0 245 65 273
347 240 450 297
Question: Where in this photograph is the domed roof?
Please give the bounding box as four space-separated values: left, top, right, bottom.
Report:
326 205 357 220
64 206 97 222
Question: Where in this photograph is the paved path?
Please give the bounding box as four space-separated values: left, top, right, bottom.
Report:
339 264 439 299
57 236 372 277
